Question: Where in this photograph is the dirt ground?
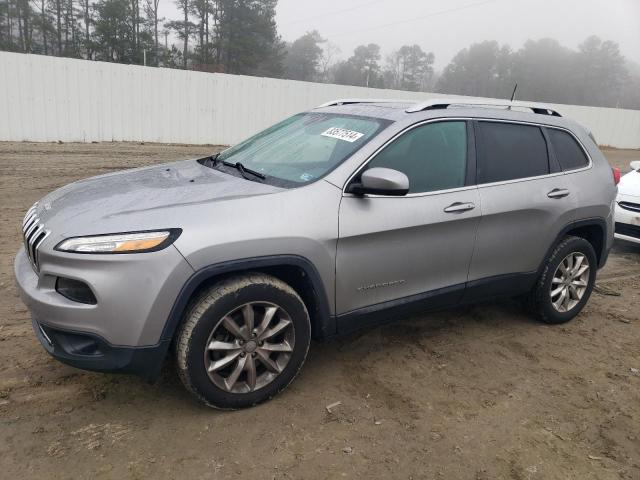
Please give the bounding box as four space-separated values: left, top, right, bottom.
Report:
0 142 639 480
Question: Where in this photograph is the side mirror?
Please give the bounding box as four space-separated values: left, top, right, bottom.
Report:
347 167 409 196
630 160 640 171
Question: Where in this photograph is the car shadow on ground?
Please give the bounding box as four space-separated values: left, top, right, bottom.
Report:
119 298 541 411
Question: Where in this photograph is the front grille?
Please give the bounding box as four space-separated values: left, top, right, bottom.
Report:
615 222 640 239
618 201 640 213
22 203 50 271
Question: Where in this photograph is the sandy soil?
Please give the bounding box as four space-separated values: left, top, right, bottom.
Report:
0 142 639 480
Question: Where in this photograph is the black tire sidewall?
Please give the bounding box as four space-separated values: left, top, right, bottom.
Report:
184 280 310 409
538 237 597 324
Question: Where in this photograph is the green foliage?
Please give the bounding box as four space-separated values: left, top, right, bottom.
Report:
384 44 435 91
284 30 324 82
0 0 638 109
216 0 283 76
436 37 637 108
334 43 383 88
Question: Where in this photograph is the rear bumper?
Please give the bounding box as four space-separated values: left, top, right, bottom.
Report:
32 318 169 380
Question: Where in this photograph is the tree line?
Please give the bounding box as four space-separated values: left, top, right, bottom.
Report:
1 0 639 108
0 0 282 75
285 32 640 109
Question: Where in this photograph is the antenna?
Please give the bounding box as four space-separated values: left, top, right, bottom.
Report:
510 83 518 102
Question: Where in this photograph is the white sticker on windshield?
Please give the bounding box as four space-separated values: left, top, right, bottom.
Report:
321 127 365 143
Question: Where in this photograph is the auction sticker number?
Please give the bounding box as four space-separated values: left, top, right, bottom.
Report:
321 127 364 143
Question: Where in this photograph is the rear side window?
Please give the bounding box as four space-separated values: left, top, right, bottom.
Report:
477 122 549 184
366 121 467 193
548 128 589 171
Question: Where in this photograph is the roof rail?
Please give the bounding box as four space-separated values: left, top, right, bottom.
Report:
405 98 562 117
316 98 411 108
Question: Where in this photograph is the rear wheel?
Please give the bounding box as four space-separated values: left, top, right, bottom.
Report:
526 236 597 324
176 273 311 409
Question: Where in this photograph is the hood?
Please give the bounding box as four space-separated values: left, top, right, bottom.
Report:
34 159 283 237
618 169 640 198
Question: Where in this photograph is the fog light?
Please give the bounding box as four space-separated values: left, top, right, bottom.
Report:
55 277 97 305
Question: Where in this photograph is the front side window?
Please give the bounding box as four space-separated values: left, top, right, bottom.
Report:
214 113 388 186
476 122 549 184
366 121 468 193
547 128 589 171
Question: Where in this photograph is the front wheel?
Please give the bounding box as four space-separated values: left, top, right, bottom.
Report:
175 273 311 409
526 236 597 324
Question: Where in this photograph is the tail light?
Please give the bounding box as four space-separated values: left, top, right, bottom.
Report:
612 167 621 185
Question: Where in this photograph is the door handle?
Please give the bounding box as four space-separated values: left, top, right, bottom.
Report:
547 188 570 199
444 202 475 213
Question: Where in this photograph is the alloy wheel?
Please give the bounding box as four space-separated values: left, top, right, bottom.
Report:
204 302 295 393
550 252 590 313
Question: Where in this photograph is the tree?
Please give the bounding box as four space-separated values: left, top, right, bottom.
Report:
574 35 627 107
385 44 434 91
143 0 162 65
318 41 340 83
436 40 513 98
80 0 93 57
334 43 382 87
190 0 214 66
2 0 639 110
353 43 381 87
17 0 33 52
621 60 640 109
165 0 194 68
93 0 135 61
216 0 284 77
284 30 324 82
510 38 574 103
130 0 141 62
53 0 61 52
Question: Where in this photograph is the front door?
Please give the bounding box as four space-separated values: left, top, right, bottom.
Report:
336 120 480 325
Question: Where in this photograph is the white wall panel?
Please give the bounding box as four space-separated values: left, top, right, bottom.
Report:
1 51 639 148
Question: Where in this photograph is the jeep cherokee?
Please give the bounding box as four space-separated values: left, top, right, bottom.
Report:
15 98 618 408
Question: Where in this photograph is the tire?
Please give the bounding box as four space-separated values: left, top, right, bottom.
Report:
175 273 311 409
525 235 597 324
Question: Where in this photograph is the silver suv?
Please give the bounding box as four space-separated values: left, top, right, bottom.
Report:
15 99 617 408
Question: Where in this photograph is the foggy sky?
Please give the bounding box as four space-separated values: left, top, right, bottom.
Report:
159 0 640 70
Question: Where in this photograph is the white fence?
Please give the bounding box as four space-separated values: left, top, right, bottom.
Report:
1 51 639 148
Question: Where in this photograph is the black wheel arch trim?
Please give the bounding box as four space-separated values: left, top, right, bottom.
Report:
160 254 334 344
540 217 610 271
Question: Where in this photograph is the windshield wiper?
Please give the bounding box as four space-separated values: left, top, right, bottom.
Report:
222 160 266 180
207 152 220 166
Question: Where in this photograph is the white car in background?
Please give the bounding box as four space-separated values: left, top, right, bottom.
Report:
615 160 640 245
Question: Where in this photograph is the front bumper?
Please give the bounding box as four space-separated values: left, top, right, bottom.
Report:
614 197 640 245
31 318 168 380
15 245 194 377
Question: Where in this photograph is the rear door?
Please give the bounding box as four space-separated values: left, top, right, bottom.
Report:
336 120 480 321
466 120 576 294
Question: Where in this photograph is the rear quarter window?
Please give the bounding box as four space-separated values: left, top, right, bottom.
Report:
547 128 590 171
476 121 550 184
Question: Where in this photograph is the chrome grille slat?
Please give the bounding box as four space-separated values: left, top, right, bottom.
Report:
28 225 45 261
24 214 38 232
23 210 37 228
21 203 50 272
32 230 50 267
24 220 39 239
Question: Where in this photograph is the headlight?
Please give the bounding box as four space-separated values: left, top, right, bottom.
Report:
55 229 181 254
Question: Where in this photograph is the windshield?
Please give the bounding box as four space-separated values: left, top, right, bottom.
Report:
215 112 389 186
